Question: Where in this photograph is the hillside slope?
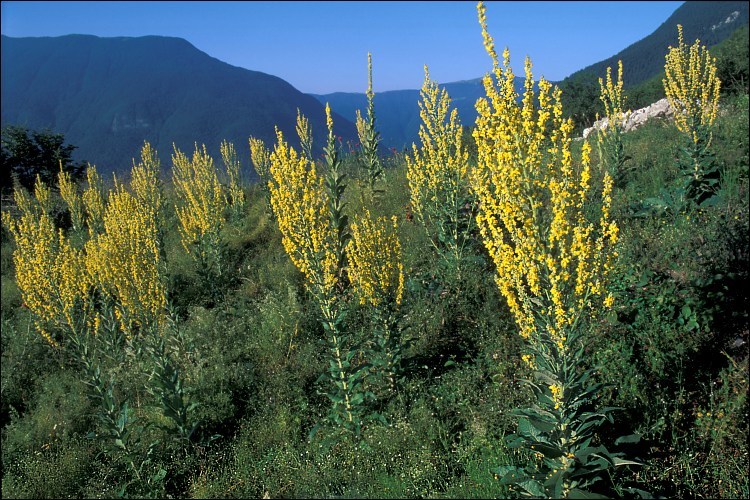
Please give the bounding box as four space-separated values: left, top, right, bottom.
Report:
1 34 357 175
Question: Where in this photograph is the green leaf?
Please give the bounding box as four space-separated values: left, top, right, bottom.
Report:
614 433 641 445
568 488 610 499
612 457 642 467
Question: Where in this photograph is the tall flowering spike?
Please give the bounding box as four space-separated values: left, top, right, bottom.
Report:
2 187 91 346
472 2 617 344
58 163 84 232
407 65 470 229
348 211 404 307
596 61 630 183
131 142 163 223
268 128 339 298
34 175 52 215
220 139 245 215
82 164 106 236
171 143 227 254
249 136 272 182
356 53 383 193
85 185 166 335
296 108 314 161
599 60 626 127
477 1 499 70
366 52 374 101
325 103 334 140
663 24 721 141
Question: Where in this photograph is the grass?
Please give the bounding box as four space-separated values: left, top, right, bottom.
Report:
1 91 747 498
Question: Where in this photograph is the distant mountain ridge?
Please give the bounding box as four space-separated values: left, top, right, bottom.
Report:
566 1 749 87
1 34 358 176
315 1 748 149
312 78 529 151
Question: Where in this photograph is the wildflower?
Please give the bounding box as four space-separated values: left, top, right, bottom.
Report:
348 211 404 306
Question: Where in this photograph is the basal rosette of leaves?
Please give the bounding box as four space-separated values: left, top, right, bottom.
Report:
472 2 639 498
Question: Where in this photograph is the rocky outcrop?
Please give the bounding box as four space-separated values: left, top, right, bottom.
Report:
582 98 675 139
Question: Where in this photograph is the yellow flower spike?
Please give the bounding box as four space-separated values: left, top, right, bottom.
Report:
172 142 227 255
58 164 84 232
472 1 618 351
663 24 721 143
348 210 404 307
220 140 246 215
296 108 313 161
85 185 166 336
82 164 106 236
3 186 93 345
268 128 338 301
249 136 272 182
406 65 472 271
33 175 52 215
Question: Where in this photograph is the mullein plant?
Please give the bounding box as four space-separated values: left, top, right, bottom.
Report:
406 65 475 282
322 103 351 287
296 107 314 161
58 162 85 233
172 143 228 301
596 61 632 187
82 164 106 236
347 209 405 398
2 180 91 347
131 142 166 268
249 136 274 217
663 24 722 207
268 118 367 440
356 53 384 198
85 182 167 339
220 140 246 221
472 2 639 497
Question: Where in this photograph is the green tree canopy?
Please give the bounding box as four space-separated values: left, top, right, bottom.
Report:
1 125 85 193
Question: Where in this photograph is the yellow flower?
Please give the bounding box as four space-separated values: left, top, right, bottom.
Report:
406 65 472 267
472 1 618 348
249 136 272 182
268 128 338 301
348 211 404 307
220 140 246 214
171 143 227 255
663 24 721 143
296 108 313 160
82 164 106 236
131 141 163 225
3 186 92 345
58 164 84 232
86 185 166 336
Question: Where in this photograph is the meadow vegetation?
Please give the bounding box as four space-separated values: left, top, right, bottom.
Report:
1 4 747 498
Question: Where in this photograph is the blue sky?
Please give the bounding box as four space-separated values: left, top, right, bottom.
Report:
1 1 684 94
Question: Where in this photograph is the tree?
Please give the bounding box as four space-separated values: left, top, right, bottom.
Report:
1 125 85 193
558 72 601 134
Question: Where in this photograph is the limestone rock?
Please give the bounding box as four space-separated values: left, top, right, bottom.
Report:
582 98 675 139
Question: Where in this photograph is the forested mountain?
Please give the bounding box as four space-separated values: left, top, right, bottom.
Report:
1 34 357 176
318 1 748 147
565 1 748 88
